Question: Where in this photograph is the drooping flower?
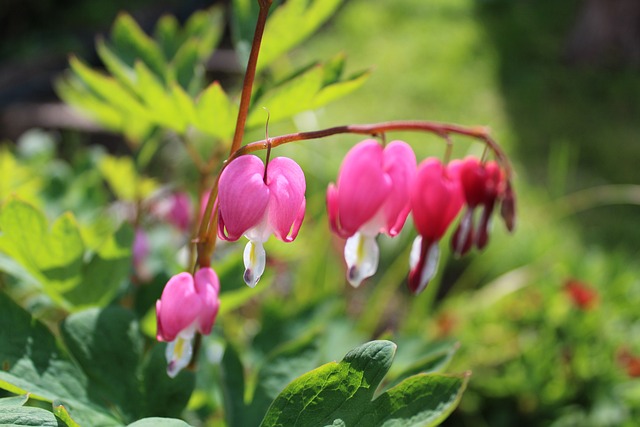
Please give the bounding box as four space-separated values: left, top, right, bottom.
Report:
326 139 416 287
156 267 220 377
152 191 193 232
451 157 505 256
408 158 464 294
217 155 306 287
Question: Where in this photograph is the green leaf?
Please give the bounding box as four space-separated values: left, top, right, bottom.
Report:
257 0 344 71
195 81 238 141
247 66 324 128
53 403 81 427
247 63 369 128
0 293 120 426
260 340 469 427
111 12 166 78
99 155 159 201
220 343 246 427
154 14 181 60
0 198 83 306
127 418 193 427
60 307 143 420
0 394 29 407
69 56 148 119
311 70 370 109
246 333 322 426
0 147 44 203
96 39 138 93
65 223 133 308
0 198 133 310
0 406 61 426
139 344 196 419
134 61 185 132
385 340 460 390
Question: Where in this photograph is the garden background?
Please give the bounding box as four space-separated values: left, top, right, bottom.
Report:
1 0 639 426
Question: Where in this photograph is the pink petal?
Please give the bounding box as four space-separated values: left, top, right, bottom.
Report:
411 158 463 241
265 157 306 242
381 140 416 236
218 155 270 241
193 267 220 335
156 272 203 342
331 140 391 236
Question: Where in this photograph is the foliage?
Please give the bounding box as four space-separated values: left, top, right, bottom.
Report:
55 2 368 148
0 1 471 426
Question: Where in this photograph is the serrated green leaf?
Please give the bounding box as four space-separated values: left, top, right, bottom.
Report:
260 340 469 427
111 12 167 78
257 0 344 71
127 418 194 427
0 394 29 407
195 81 237 141
0 406 61 426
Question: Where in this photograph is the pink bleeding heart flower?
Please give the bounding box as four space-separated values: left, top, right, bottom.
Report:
152 192 193 232
156 267 220 377
408 158 464 294
166 192 192 232
452 158 506 256
217 155 306 287
326 139 416 287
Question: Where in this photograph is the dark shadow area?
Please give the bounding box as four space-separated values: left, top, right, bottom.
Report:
474 0 640 252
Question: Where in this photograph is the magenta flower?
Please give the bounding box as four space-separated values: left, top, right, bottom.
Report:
327 139 416 287
408 158 464 294
152 191 193 232
166 192 192 232
452 158 505 256
217 155 306 287
156 267 220 377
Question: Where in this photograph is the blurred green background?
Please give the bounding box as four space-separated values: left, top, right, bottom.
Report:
2 0 640 426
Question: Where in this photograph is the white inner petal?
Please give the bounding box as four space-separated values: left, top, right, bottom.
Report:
243 240 266 288
410 235 422 270
414 241 440 295
165 327 196 378
344 232 380 288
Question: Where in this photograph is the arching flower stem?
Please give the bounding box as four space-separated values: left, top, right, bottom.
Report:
231 121 513 180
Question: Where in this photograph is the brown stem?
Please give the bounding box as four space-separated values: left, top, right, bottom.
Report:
230 120 513 178
194 0 273 269
229 0 273 155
